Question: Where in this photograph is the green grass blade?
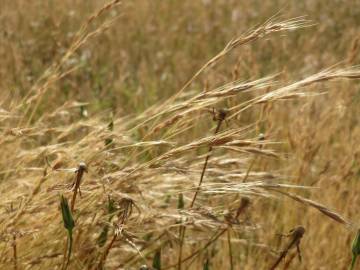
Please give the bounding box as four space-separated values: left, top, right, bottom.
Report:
152 249 161 270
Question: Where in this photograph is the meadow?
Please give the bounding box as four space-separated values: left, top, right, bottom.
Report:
1 0 360 269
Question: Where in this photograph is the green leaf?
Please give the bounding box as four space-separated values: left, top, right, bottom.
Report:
349 229 360 270
143 233 153 241
177 194 184 209
97 225 109 247
108 196 116 214
203 258 210 270
152 249 161 270
60 195 75 270
105 117 114 145
108 119 114 131
60 195 75 231
350 254 357 270
164 194 171 204
105 138 113 146
97 196 117 247
352 229 360 255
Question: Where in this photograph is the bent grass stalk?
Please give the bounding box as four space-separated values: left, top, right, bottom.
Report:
227 229 234 270
178 109 227 270
226 197 250 270
242 133 265 183
170 196 249 270
12 233 17 270
121 17 311 173
130 17 312 135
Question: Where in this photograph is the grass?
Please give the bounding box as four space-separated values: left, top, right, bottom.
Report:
1 0 360 269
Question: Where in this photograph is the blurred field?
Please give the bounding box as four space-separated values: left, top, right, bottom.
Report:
1 1 360 269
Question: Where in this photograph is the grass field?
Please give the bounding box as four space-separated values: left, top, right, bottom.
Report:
1 1 360 269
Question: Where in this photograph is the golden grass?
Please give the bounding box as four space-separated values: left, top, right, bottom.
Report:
1 1 360 269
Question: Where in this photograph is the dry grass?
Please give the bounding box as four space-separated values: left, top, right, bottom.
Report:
1 1 360 269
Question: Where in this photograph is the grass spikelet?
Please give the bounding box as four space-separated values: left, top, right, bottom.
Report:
269 189 352 227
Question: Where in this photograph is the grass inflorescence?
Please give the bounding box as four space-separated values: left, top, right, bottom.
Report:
0 1 360 269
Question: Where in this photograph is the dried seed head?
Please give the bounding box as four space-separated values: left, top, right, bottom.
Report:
290 226 306 238
240 197 250 208
117 198 137 225
177 194 184 209
211 108 229 122
235 197 250 219
78 162 87 173
218 108 229 121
